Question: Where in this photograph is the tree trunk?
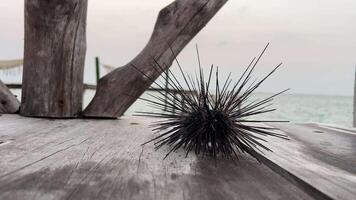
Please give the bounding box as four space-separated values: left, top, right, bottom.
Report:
21 0 87 118
83 0 228 118
0 80 20 114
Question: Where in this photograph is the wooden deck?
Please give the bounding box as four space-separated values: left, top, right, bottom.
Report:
0 114 355 200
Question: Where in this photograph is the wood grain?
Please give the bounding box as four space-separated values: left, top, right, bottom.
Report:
0 80 20 114
82 0 228 118
0 115 313 200
263 122 356 200
21 0 88 118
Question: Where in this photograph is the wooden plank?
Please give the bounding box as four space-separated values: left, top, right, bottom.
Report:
21 0 88 118
277 123 356 174
0 115 313 200
262 123 356 200
6 84 96 90
82 0 228 118
6 83 194 95
0 80 20 114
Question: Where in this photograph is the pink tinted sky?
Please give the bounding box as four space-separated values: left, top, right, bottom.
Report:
0 0 355 96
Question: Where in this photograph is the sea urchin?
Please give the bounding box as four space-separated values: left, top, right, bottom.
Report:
133 43 289 161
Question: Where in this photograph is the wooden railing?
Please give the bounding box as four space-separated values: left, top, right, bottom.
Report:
6 84 196 113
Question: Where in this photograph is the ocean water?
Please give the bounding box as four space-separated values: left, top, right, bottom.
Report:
244 93 353 127
11 89 353 128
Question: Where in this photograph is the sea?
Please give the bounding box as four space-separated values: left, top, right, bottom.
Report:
10 89 353 128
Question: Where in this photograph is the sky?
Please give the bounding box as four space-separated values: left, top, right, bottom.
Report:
0 0 355 96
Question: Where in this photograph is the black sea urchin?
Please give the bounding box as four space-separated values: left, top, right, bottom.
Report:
133 43 289 160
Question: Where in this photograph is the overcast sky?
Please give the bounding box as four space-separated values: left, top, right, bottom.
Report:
0 0 355 96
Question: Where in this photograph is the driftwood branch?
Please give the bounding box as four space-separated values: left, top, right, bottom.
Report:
0 80 20 114
21 0 88 118
83 0 228 118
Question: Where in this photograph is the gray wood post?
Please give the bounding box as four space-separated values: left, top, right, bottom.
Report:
95 57 100 85
83 0 228 118
0 79 20 114
21 0 88 118
164 69 170 111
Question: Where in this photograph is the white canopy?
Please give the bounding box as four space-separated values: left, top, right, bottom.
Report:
0 59 23 70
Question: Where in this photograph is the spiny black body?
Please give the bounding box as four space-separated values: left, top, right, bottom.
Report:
132 43 289 161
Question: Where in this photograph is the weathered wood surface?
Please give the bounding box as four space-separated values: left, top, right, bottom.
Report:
83 0 228 118
261 123 356 200
1 115 355 200
0 80 20 114
21 0 88 118
0 115 315 200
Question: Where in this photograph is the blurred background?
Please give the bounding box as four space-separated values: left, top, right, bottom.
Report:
0 0 355 126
